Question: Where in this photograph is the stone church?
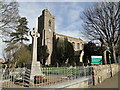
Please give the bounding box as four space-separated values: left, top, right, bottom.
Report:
37 9 84 65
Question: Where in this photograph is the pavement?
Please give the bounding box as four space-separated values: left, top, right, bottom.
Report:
89 71 120 88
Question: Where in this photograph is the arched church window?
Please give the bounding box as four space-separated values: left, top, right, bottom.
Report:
80 43 84 49
82 44 84 49
77 43 80 49
49 20 51 27
72 42 75 48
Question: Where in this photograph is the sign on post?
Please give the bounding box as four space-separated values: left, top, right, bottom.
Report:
91 56 102 64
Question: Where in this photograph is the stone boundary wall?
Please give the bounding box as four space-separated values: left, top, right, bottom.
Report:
92 64 119 85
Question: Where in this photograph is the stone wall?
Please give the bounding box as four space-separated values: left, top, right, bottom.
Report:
92 64 119 85
55 33 84 51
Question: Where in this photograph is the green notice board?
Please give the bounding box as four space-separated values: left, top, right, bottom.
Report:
91 56 102 64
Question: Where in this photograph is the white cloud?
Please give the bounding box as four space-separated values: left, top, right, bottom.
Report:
19 2 44 30
56 20 85 41
15 0 120 2
19 2 84 31
50 3 84 32
57 29 82 39
55 16 63 30
18 2 87 43
64 20 83 30
67 3 84 22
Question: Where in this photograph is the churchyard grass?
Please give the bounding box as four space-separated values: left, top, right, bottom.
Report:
42 67 91 76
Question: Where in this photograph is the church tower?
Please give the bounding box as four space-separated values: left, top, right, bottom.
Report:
38 9 55 65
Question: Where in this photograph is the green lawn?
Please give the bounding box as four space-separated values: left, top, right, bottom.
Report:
42 67 90 75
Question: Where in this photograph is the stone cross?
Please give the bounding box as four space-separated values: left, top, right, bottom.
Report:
31 28 40 61
30 28 42 81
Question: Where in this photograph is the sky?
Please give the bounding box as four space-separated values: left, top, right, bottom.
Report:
0 1 94 59
18 2 94 40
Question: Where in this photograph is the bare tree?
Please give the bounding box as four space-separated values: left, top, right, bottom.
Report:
82 2 120 63
0 0 20 64
0 0 20 35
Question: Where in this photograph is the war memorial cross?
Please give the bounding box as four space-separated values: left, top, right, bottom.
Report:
30 28 42 81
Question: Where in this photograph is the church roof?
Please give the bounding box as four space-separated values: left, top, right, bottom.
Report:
55 33 84 43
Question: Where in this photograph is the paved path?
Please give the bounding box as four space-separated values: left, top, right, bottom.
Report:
89 71 120 88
